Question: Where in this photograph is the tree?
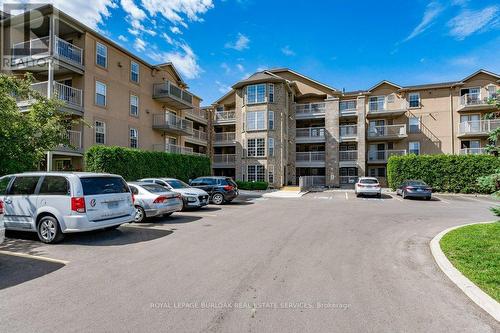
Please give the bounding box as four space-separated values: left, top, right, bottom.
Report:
478 169 500 216
0 74 76 175
484 89 500 156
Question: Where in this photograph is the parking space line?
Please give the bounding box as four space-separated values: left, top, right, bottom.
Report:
345 192 349 200
0 250 69 265
389 193 403 202
459 195 490 204
434 196 450 204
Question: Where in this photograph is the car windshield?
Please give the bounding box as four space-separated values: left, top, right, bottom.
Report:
141 184 170 193
408 180 427 186
360 179 379 184
166 179 190 189
81 177 129 195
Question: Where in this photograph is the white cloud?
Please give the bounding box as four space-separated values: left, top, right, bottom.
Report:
236 64 244 72
403 2 444 42
170 26 182 34
215 81 231 94
225 33 250 51
121 0 146 21
118 35 128 42
128 28 140 36
161 32 174 45
134 38 146 52
281 45 295 56
220 62 231 74
449 55 478 66
150 41 202 79
141 0 214 27
447 6 499 40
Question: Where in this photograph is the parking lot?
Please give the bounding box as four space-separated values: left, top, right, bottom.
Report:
0 191 499 332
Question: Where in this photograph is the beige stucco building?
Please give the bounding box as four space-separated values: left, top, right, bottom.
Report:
1 5 208 171
209 68 499 188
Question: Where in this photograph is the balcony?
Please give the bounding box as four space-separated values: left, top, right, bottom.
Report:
340 125 357 142
213 154 236 167
18 81 83 114
340 176 359 185
153 143 204 156
11 36 84 71
153 81 194 109
185 129 208 146
295 151 325 167
458 93 498 112
295 127 326 143
367 150 407 164
214 110 236 124
153 113 193 135
367 124 407 141
458 119 500 137
340 100 357 117
214 132 236 146
184 107 208 124
55 130 83 153
459 148 487 155
295 102 326 119
366 100 407 118
339 150 358 168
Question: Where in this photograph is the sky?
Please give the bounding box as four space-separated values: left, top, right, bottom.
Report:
3 0 500 105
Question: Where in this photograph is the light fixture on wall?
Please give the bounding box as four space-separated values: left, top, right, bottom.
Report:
117 61 123 68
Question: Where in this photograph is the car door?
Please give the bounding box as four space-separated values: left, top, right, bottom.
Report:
191 178 212 194
3 176 41 230
36 176 71 218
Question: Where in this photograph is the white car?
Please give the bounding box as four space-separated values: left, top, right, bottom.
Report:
128 182 183 223
355 177 382 198
0 199 4 245
139 178 209 209
0 172 135 243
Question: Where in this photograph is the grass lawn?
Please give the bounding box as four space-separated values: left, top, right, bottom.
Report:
440 222 500 302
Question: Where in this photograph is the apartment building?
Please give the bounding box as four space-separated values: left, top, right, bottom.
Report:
0 4 208 171
208 68 499 188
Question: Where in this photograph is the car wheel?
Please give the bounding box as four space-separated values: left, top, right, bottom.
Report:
425 196 432 201
134 206 146 223
37 216 64 244
377 193 382 198
212 193 224 205
402 191 407 199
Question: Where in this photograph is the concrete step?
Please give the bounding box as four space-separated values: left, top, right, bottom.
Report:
281 186 300 191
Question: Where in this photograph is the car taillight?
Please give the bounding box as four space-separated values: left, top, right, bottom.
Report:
357 184 365 188
0 200 3 214
223 185 234 191
71 197 86 213
131 193 135 203
153 196 168 203
406 186 416 190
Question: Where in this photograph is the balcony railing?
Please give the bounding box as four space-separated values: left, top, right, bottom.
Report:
188 129 208 142
57 130 82 151
214 132 236 143
153 113 194 134
458 120 500 136
459 148 487 155
340 176 359 185
368 100 407 112
340 100 357 116
459 93 491 106
12 36 84 66
214 110 236 123
296 151 325 162
213 154 236 165
295 127 325 140
367 124 407 139
295 102 326 117
368 150 407 163
54 36 83 66
19 81 83 109
153 81 193 106
339 150 358 161
184 107 208 121
299 176 326 190
340 125 357 139
153 143 197 155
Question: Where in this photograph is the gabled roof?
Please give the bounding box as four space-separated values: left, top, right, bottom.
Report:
232 71 286 89
268 68 338 92
460 69 500 82
367 80 402 92
155 62 185 85
213 88 236 105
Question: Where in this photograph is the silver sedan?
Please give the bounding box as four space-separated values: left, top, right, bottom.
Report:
128 182 183 223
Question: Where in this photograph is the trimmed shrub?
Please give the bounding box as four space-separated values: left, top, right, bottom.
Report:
387 154 500 194
236 180 268 190
85 145 211 182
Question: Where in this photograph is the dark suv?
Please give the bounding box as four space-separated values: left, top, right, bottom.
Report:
189 177 238 205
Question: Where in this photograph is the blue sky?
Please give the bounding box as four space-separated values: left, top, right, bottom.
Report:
8 0 500 105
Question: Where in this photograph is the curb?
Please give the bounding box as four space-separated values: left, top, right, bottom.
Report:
430 221 500 322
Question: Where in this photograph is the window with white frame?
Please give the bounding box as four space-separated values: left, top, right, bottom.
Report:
95 81 107 106
268 111 275 130
96 42 107 67
268 138 274 156
95 121 106 144
248 165 265 182
131 61 140 83
408 93 420 108
409 116 420 133
129 128 138 148
369 96 385 111
247 138 266 157
488 85 498 99
130 95 139 116
340 100 357 111
269 83 274 103
246 84 266 104
409 141 420 155
268 165 274 183
246 111 266 131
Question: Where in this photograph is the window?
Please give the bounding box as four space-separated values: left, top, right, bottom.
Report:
269 83 274 103
268 165 274 183
408 93 420 108
129 128 138 148
269 111 275 130
95 81 107 106
369 96 385 111
0 176 13 195
340 100 357 111
39 176 70 196
96 42 107 67
131 61 139 83
246 111 266 131
80 177 129 195
248 165 265 182
95 121 106 144
246 84 266 104
409 141 420 155
247 138 266 157
130 95 139 117
268 138 274 157
488 85 498 99
409 116 420 133
368 167 386 178
9 176 40 195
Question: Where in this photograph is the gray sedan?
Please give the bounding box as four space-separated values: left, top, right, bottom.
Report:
128 182 183 223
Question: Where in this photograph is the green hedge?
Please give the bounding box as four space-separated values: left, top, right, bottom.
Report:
85 145 211 182
387 154 500 194
236 180 268 190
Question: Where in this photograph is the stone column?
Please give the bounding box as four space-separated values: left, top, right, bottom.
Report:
235 89 244 181
325 97 340 187
356 96 366 177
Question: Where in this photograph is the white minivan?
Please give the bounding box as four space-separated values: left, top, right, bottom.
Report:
0 172 135 243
